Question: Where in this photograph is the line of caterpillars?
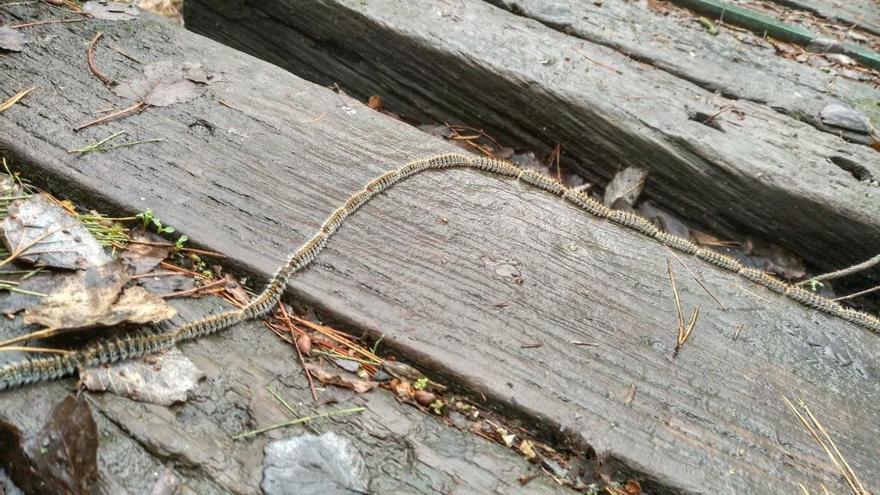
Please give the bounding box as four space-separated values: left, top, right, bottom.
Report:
1 153 877 390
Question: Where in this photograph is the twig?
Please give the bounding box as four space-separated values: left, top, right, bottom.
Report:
832 284 880 302
87 31 111 85
799 254 880 286
10 17 84 28
0 345 72 355
75 101 147 131
0 86 35 113
665 246 726 310
231 406 365 440
280 304 318 403
569 340 598 346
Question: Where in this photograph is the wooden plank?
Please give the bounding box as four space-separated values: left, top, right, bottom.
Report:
1 8 879 494
764 0 880 37
0 298 566 495
670 0 880 69
183 0 880 282
484 0 880 144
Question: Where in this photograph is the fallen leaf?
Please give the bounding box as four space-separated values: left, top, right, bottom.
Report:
221 273 250 305
80 348 204 405
23 260 176 331
1 195 111 270
113 60 211 107
83 1 139 21
120 233 172 275
262 432 369 495
604 166 648 207
305 364 377 394
0 395 99 495
0 26 25 52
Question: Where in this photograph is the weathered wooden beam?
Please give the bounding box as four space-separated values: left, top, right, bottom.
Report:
184 0 880 282
1 7 879 494
765 0 880 37
669 0 880 70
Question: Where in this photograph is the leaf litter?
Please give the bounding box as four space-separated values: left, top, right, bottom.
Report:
0 395 99 495
0 26 25 52
80 347 204 405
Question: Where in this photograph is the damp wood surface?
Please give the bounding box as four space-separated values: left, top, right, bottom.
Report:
0 11 879 495
0 298 566 495
184 0 880 284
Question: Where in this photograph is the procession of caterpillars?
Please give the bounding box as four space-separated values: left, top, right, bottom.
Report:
1 153 878 390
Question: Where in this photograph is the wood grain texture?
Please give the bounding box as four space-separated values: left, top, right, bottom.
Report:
0 9 879 494
762 0 880 36
486 0 880 140
0 299 563 495
184 0 880 283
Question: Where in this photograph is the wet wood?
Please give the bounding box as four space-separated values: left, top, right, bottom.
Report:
183 0 880 286
1 9 879 495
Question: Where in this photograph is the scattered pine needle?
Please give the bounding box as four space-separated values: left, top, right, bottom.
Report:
665 245 726 310
783 395 870 495
667 258 700 358
231 406 365 440
0 86 35 113
278 304 318 403
10 17 84 29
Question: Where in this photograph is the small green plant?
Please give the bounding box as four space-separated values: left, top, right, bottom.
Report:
136 208 175 234
413 377 428 391
175 234 189 250
806 279 824 292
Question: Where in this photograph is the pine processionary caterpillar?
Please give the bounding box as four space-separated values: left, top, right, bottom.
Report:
1 153 876 391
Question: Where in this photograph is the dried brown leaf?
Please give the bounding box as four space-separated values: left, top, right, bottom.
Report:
604 166 648 207
304 364 377 394
1 195 111 270
0 396 99 494
23 261 176 331
113 61 210 107
80 348 204 405
121 234 172 275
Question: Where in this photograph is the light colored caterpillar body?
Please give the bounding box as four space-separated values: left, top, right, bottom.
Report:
1 153 878 391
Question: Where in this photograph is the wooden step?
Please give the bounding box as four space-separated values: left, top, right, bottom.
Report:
0 7 878 494
185 0 880 283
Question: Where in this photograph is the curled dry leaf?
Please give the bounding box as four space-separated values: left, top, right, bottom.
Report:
23 260 177 331
80 348 204 405
113 60 212 107
83 1 140 21
121 233 172 275
0 395 99 495
304 364 377 394
1 195 111 270
0 26 25 52
604 166 648 208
